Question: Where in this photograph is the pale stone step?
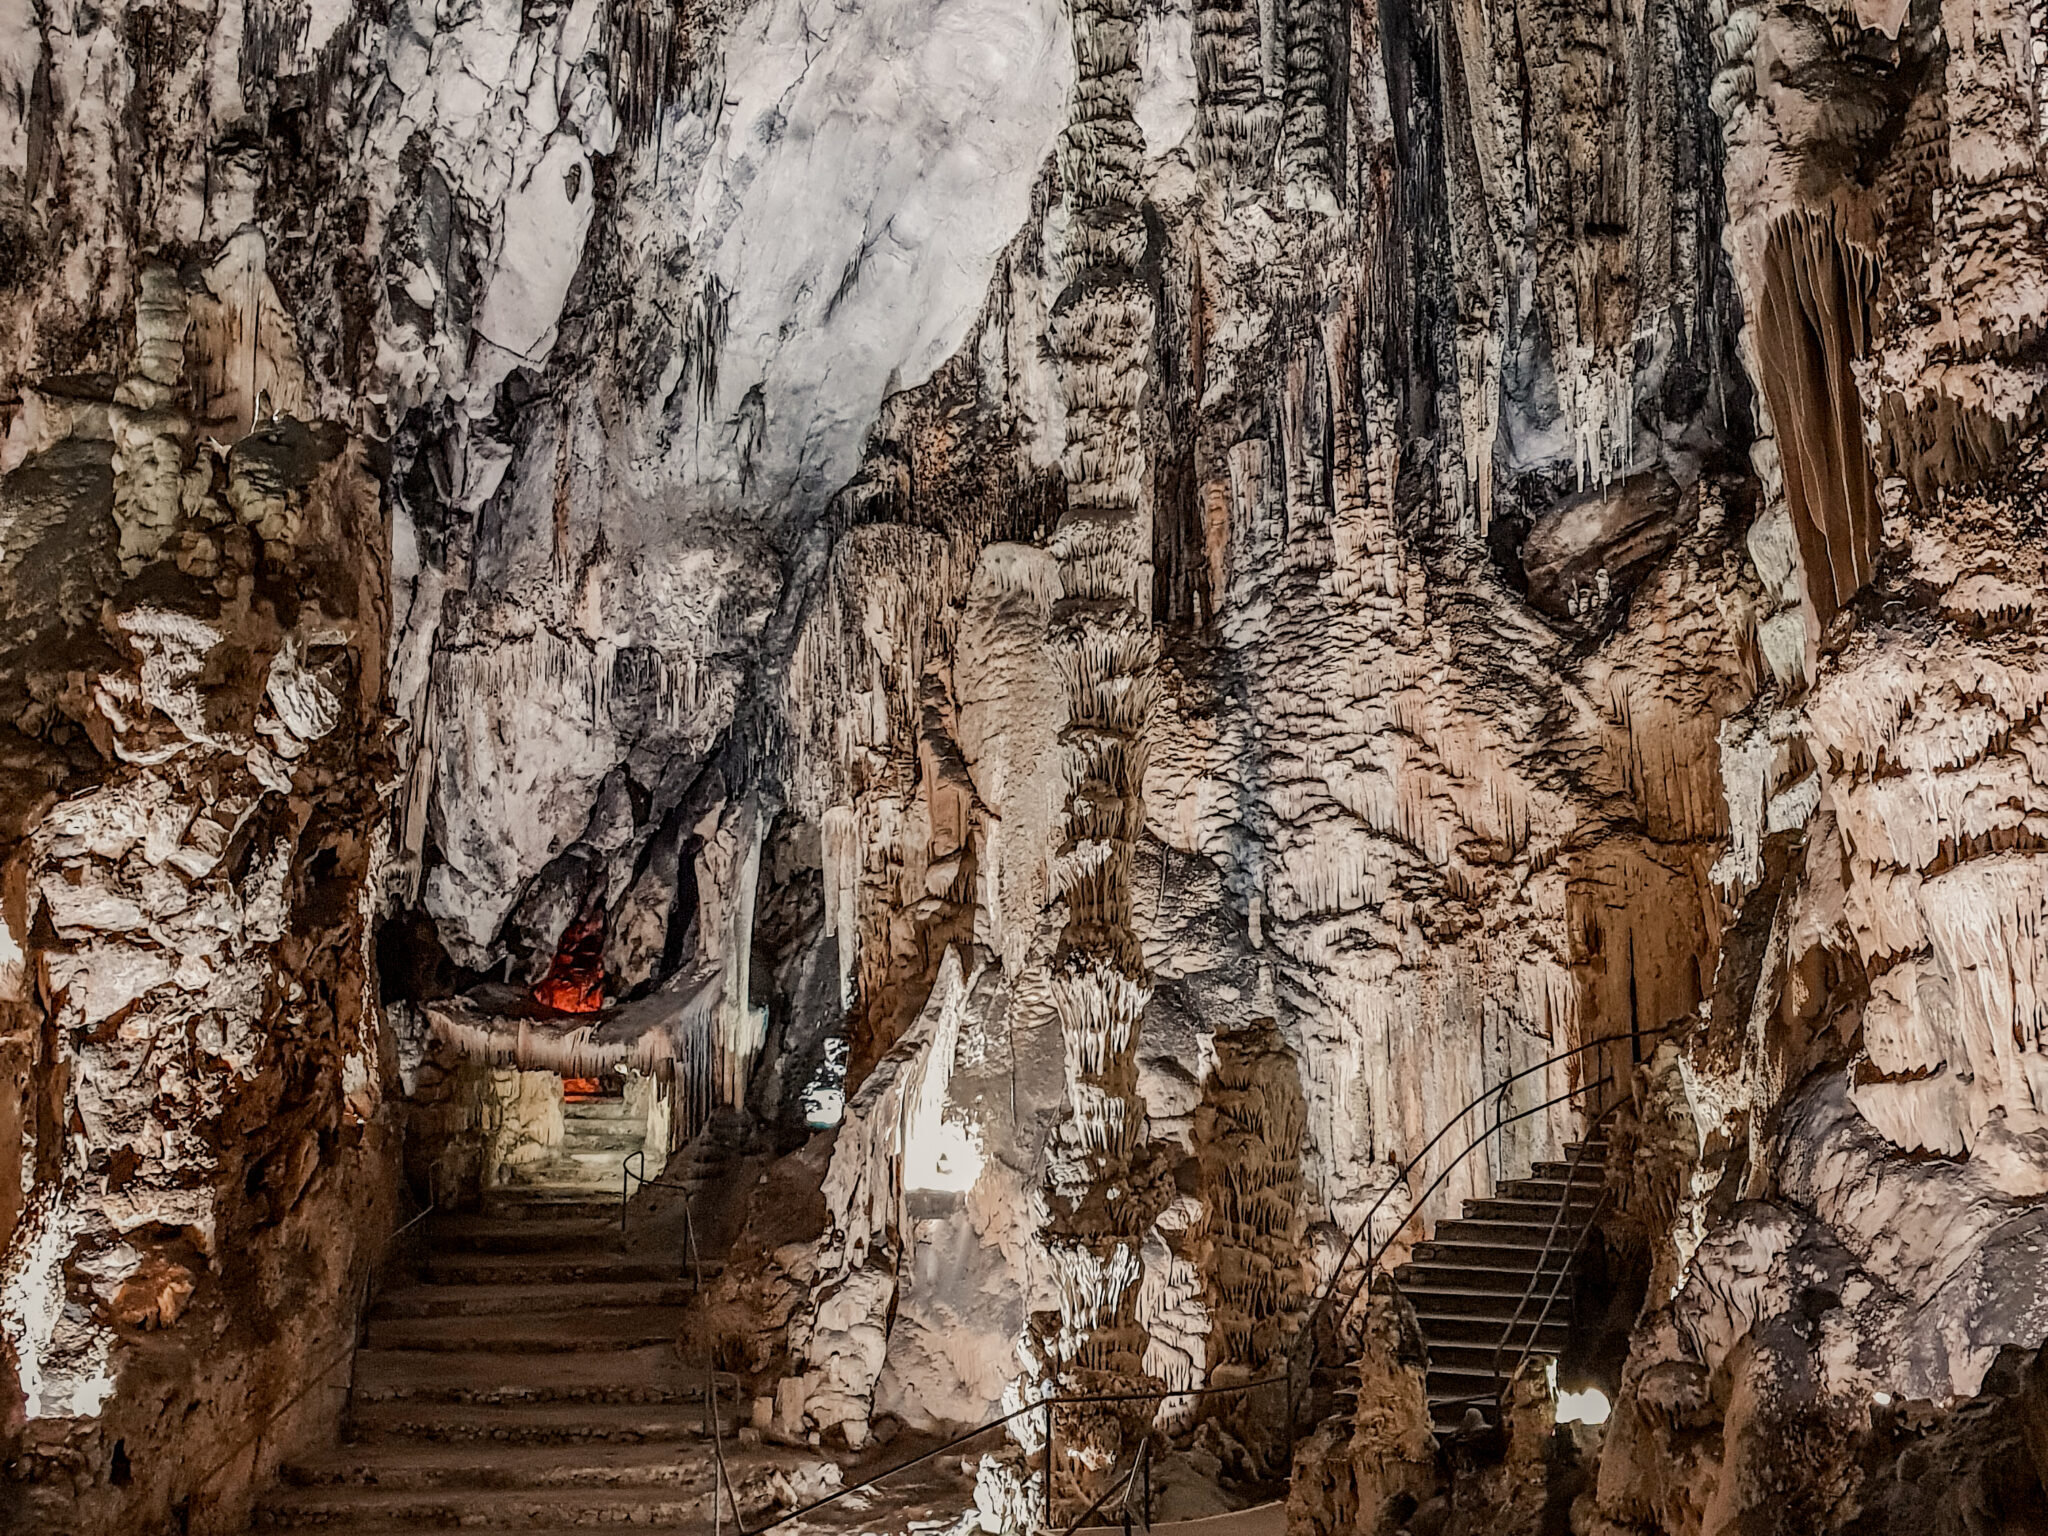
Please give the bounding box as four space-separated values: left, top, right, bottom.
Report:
478 1192 620 1221
254 1481 714 1529
499 1165 627 1191
351 1345 706 1406
365 1305 691 1353
348 1399 711 1447
278 1439 708 1491
429 1216 618 1253
562 1099 640 1121
560 1125 645 1149
562 1146 636 1167
422 1251 690 1286
374 1280 695 1319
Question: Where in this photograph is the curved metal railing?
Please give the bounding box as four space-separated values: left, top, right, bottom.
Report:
724 1373 1284 1536
1489 1120 1610 1391
1282 1022 1669 1428
621 1147 707 1293
706 1026 1662 1531
1058 1433 1153 1535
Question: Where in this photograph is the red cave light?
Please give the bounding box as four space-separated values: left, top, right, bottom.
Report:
532 912 607 1013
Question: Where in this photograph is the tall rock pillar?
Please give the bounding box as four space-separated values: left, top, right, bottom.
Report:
1032 0 1170 1513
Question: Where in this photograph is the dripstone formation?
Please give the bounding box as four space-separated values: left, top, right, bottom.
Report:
5 0 2048 1533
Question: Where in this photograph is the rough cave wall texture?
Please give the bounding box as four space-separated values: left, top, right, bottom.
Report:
4 0 2048 1531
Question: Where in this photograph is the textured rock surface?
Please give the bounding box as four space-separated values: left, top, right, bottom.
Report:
0 258 403 1530
6 0 2048 1532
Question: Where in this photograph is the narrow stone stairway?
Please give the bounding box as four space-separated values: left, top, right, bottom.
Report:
253 1189 724 1531
502 1084 648 1200
1392 1131 1609 1427
248 1083 763 1532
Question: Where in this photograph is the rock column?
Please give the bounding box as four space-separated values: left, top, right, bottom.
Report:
1033 0 1169 1512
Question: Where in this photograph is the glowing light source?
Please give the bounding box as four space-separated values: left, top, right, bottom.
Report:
1556 1386 1611 1426
1872 1391 1893 1407
905 1116 985 1193
532 912 606 1013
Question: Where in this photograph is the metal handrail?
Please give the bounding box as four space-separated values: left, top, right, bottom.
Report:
734 1373 1286 1536
621 1147 705 1293
1283 1025 1666 1425
1322 1076 1607 1341
1433 1185 1612 1423
1287 1071 1610 1433
1487 1116 1610 1390
1502 1188 1610 1399
1060 1432 1153 1535
720 1027 1660 1531
188 1199 436 1510
1297 1028 1657 1346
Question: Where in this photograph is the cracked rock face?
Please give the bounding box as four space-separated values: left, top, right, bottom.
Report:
7 0 2048 1531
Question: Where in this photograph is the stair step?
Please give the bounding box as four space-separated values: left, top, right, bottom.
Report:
563 1100 640 1121
428 1217 620 1254
254 1483 714 1529
561 1126 644 1148
479 1194 622 1222
1493 1179 1603 1206
1407 1315 1569 1346
1424 1365 1515 1396
366 1305 691 1353
278 1439 707 1492
561 1148 636 1169
351 1345 706 1406
498 1168 629 1192
422 1251 690 1286
349 1400 712 1447
1432 1218 1585 1247
376 1281 696 1319
1461 1196 1599 1223
1394 1263 1571 1294
1408 1241 1574 1270
1394 1284 1567 1314
1425 1341 1560 1373
1531 1158 1607 1182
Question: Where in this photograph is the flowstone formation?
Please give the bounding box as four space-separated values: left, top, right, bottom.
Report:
7 0 2048 1533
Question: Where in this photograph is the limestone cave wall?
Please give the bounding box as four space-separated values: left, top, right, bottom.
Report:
3 0 2048 1531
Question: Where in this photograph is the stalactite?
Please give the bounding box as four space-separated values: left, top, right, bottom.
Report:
1279 0 1343 213
1754 211 1883 631
605 0 697 149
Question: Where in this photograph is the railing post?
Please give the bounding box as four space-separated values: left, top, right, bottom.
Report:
710 1375 723 1536
1043 1397 1054 1530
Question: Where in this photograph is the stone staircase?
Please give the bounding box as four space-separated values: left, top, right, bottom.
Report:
501 1088 649 1199
253 1190 727 1530
1392 1131 1610 1427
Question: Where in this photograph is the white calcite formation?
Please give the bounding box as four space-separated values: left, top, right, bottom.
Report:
8 0 2048 1533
